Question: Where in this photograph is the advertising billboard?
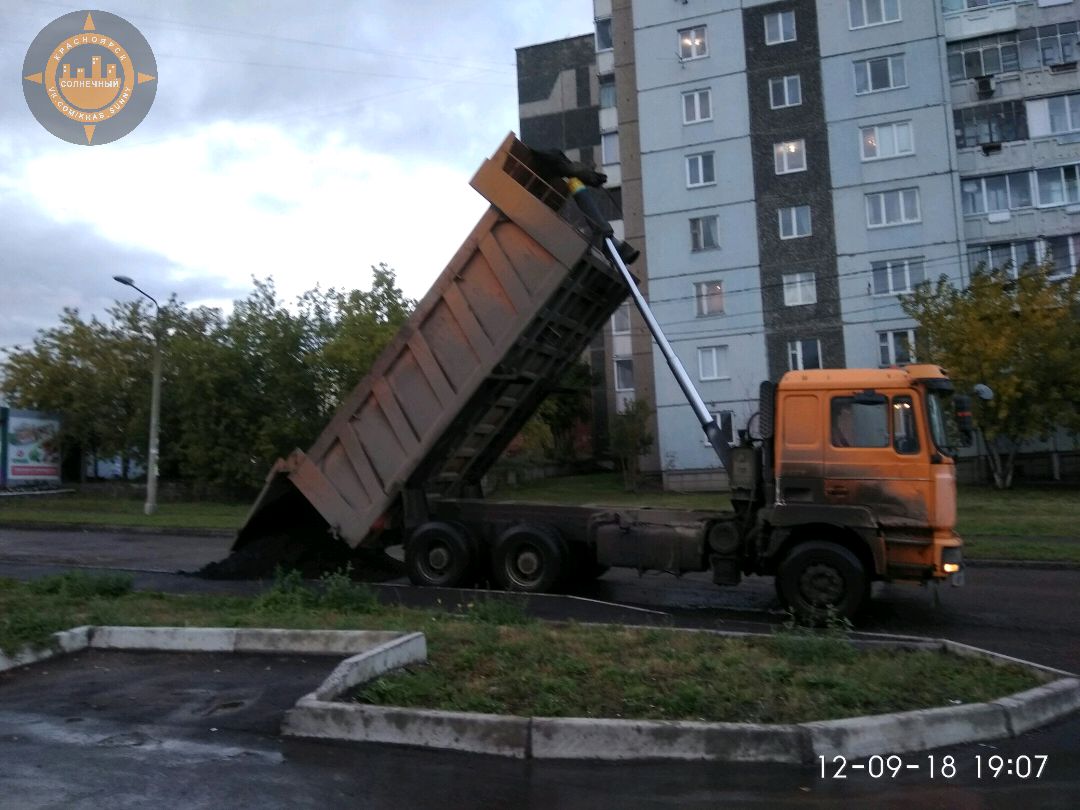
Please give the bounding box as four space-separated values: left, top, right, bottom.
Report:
3 408 62 486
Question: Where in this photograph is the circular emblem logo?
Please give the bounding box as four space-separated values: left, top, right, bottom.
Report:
22 10 157 145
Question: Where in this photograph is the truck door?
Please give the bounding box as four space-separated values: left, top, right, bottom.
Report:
823 391 930 529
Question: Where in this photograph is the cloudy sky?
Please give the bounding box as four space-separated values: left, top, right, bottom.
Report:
1 0 593 353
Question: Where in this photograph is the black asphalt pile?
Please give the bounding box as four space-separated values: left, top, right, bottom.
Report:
193 532 403 582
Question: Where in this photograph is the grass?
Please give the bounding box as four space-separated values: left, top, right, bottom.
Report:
0 571 1043 724
0 494 246 531
496 472 729 511
956 486 1080 538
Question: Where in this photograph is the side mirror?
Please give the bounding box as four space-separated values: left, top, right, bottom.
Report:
973 383 994 401
954 394 975 447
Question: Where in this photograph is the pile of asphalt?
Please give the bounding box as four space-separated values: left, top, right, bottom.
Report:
193 532 403 582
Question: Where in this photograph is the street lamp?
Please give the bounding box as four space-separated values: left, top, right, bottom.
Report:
113 275 162 516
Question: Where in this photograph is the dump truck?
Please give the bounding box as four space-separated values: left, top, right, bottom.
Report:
227 134 973 621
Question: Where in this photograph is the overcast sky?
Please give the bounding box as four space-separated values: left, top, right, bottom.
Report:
1 0 594 353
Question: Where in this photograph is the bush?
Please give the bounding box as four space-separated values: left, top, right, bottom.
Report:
27 572 133 599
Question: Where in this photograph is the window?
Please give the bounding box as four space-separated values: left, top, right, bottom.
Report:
854 55 906 94
947 33 1020 81
601 131 620 165
878 329 916 365
1049 94 1080 134
849 0 900 29
1018 21 1078 69
695 280 724 316
678 26 708 60
953 101 1028 148
966 240 1038 275
690 215 720 252
860 122 913 160
866 188 920 227
783 272 817 306
595 17 613 52
611 302 631 334
698 345 729 381
686 153 715 187
1045 234 1080 278
683 88 712 124
773 139 806 174
872 258 925 295
778 205 812 239
704 411 734 447
787 338 822 370
769 75 802 109
1036 164 1080 206
891 395 920 455
599 75 616 109
614 358 634 390
961 172 1032 215
764 11 796 45
831 396 889 448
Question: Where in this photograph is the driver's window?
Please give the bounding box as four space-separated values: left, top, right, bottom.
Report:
892 395 919 455
830 397 888 448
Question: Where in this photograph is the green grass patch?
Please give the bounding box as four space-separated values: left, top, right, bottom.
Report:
497 472 729 512
957 486 1080 539
0 573 1042 724
0 494 246 530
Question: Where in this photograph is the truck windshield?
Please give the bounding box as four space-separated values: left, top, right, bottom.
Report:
926 390 954 457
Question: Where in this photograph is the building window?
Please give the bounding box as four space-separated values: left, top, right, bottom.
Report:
686 153 715 187
787 339 822 371
953 101 1027 148
783 272 817 306
764 11 796 45
705 411 735 447
599 74 616 109
1049 94 1080 135
698 345 729 381
966 240 1038 276
678 26 708 60
682 88 712 124
689 215 720 252
778 205 812 239
614 358 635 391
872 258 925 295
695 281 724 316
595 17 613 52
611 301 631 334
601 131 620 165
866 188 920 227
1036 164 1080 207
947 33 1020 81
769 75 802 109
878 329 916 366
961 172 1032 215
854 55 907 94
773 139 806 174
1045 234 1080 278
860 122 913 161
1018 21 1078 69
891 395 919 454
849 0 901 29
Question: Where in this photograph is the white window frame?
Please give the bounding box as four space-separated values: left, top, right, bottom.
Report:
871 258 925 295
966 240 1039 277
778 205 812 239
878 329 916 366
1035 164 1080 207
1048 94 1080 135
860 121 914 161
614 358 635 391
961 172 1033 215
698 345 730 381
686 152 716 188
787 338 822 371
601 131 620 165
611 302 631 334
695 280 724 317
865 188 921 228
689 215 720 252
682 88 712 125
782 272 817 306
1044 234 1080 279
773 139 807 175
599 74 616 109
848 0 901 30
854 55 907 95
764 11 796 45
678 26 708 61
769 75 802 109
595 17 613 53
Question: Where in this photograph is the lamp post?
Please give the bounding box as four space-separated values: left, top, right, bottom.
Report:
113 275 161 516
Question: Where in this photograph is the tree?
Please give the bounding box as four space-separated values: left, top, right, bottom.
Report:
535 360 595 462
610 398 655 492
902 263 1080 488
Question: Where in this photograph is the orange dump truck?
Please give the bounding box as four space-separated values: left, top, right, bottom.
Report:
229 135 971 622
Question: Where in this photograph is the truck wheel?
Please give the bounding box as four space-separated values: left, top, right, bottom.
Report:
405 522 475 588
776 541 868 625
492 524 567 593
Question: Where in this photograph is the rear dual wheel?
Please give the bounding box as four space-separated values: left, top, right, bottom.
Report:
405 522 476 588
491 524 568 594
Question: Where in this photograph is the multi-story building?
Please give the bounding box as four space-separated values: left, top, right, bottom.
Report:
576 0 1078 489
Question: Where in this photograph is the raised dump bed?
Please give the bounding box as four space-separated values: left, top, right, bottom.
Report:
234 135 628 551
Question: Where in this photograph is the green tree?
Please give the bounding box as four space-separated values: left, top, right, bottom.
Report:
902 263 1080 488
535 360 595 462
610 398 655 492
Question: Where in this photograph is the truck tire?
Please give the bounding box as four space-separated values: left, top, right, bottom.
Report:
776 541 868 625
492 524 567 593
405 522 475 588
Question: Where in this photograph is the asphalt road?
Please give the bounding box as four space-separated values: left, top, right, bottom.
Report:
1 525 1078 808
